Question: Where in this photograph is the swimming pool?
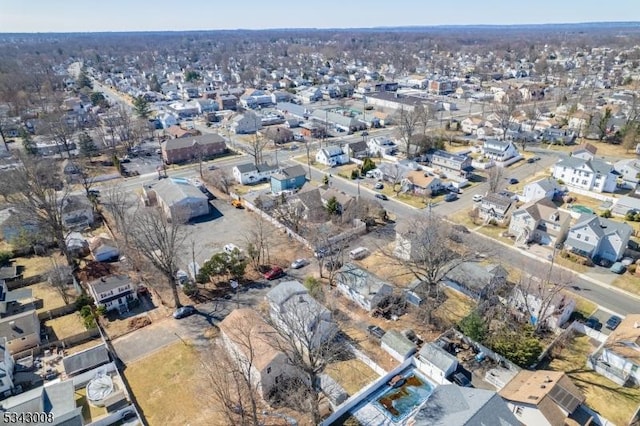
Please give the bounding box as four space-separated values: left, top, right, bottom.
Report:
571 205 594 215
371 370 434 423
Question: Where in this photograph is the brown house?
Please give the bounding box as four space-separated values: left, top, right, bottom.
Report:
165 125 198 139
162 133 228 165
263 126 294 144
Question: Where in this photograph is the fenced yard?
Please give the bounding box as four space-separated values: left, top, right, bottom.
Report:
45 313 87 340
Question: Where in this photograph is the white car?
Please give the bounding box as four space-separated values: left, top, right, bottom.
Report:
472 194 483 202
290 258 309 269
223 243 244 258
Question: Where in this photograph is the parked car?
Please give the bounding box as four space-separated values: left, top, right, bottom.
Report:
508 178 519 185
610 262 626 274
375 193 388 201
472 194 483 202
374 182 384 190
444 193 458 202
452 372 472 387
527 158 535 163
290 258 309 269
585 317 602 331
605 315 622 330
264 266 284 280
367 325 386 339
224 243 242 255
173 305 196 319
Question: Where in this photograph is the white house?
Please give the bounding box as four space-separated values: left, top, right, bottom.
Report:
231 111 261 134
478 193 514 225
508 198 572 247
552 157 617 193
367 137 397 156
415 342 459 385
232 163 280 185
265 281 336 349
614 159 640 184
430 150 473 178
521 178 561 203
315 145 349 167
509 286 575 330
460 116 484 134
500 370 584 426
219 308 296 398
334 263 393 312
564 213 633 262
0 337 15 395
88 275 137 314
148 178 210 222
380 330 417 362
482 139 520 162
61 195 94 230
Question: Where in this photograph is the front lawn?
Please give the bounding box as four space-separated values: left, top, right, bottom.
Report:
548 334 640 426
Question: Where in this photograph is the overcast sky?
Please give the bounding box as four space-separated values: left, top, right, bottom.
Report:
1 0 638 32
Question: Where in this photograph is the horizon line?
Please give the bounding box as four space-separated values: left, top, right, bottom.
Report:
1 20 639 35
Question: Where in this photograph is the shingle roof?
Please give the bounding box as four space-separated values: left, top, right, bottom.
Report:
381 329 416 356
88 275 131 294
152 178 209 207
63 343 110 376
235 163 257 173
280 165 306 179
418 342 458 373
0 310 39 342
266 280 308 307
164 133 226 151
335 263 392 299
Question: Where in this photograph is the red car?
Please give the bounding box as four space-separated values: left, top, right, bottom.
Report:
264 266 284 280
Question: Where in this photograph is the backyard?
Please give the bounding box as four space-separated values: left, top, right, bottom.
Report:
325 359 380 396
548 333 640 426
32 281 78 313
15 253 66 278
45 313 87 340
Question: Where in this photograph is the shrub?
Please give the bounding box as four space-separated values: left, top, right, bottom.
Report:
557 179 565 185
350 169 359 180
628 264 637 275
601 209 612 218
0 251 11 267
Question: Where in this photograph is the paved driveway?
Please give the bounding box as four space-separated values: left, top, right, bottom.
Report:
112 319 180 364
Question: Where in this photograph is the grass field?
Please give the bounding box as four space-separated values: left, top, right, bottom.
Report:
326 359 380 396
433 287 475 326
548 334 640 426
32 281 78 312
15 253 66 278
124 342 224 426
45 313 87 340
612 271 640 296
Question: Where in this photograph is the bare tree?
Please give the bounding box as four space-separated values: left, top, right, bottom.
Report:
7 154 74 266
244 214 273 271
127 207 188 308
46 263 74 305
265 293 347 424
41 111 76 158
494 99 519 141
396 106 420 157
206 169 234 195
487 166 504 194
384 212 478 323
247 132 269 166
101 183 136 244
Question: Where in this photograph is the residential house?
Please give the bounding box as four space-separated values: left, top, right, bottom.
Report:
410 385 520 426
367 137 397 156
564 213 633 262
478 193 514 224
0 310 40 354
265 280 336 348
231 112 262 134
320 187 355 215
552 156 618 193
612 186 640 216
430 150 473 178
522 178 562 203
0 380 83 425
0 279 34 319
297 87 322 103
148 178 210 222
509 286 575 330
65 231 89 258
614 159 640 184
415 342 459 385
310 110 366 133
299 122 325 139
402 171 443 196
499 370 585 426
61 159 82 183
334 263 393 312
219 308 295 398
88 275 137 314
315 145 349 167
509 198 572 246
380 330 417 362
89 234 119 262
232 163 280 185
61 195 94 230
263 126 294 144
595 314 640 385
162 133 227 164
289 188 326 223
345 140 369 159
0 208 39 243
482 139 520 162
270 165 307 193
157 112 178 129
571 142 597 160
461 116 484 134
62 343 111 377
372 161 415 184
443 262 508 300
216 92 238 110
165 125 197 139
0 337 15 395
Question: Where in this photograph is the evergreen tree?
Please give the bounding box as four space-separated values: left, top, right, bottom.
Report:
20 129 38 156
77 67 92 90
78 132 99 158
133 96 151 119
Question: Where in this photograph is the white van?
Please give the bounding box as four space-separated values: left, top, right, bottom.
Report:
349 247 369 260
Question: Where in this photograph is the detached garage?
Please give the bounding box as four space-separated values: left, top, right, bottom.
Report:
149 178 210 222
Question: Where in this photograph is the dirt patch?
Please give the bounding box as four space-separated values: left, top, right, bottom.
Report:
77 261 117 283
358 245 414 286
101 313 152 339
326 359 380 396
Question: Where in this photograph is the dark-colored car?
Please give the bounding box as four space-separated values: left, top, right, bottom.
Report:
264 266 284 280
367 325 386 339
375 193 388 201
508 178 519 185
605 315 622 330
374 182 384 190
585 317 602 331
444 193 458 202
527 158 535 163
452 372 472 387
173 305 196 319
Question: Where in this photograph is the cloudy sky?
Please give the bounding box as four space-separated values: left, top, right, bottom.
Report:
1 0 637 32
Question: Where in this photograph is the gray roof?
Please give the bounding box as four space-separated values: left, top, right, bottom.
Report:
412 385 520 426
235 163 257 173
88 275 131 294
564 237 596 253
571 213 633 240
266 280 308 307
381 329 416 356
531 177 561 192
335 263 392 299
348 140 368 153
276 103 308 118
482 193 513 210
63 343 110 376
418 342 458 373
61 195 91 214
0 380 82 425
483 139 513 153
444 262 506 293
164 133 226 151
256 163 279 173
0 310 39 341
152 178 209 207
556 156 614 175
280 165 307 179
